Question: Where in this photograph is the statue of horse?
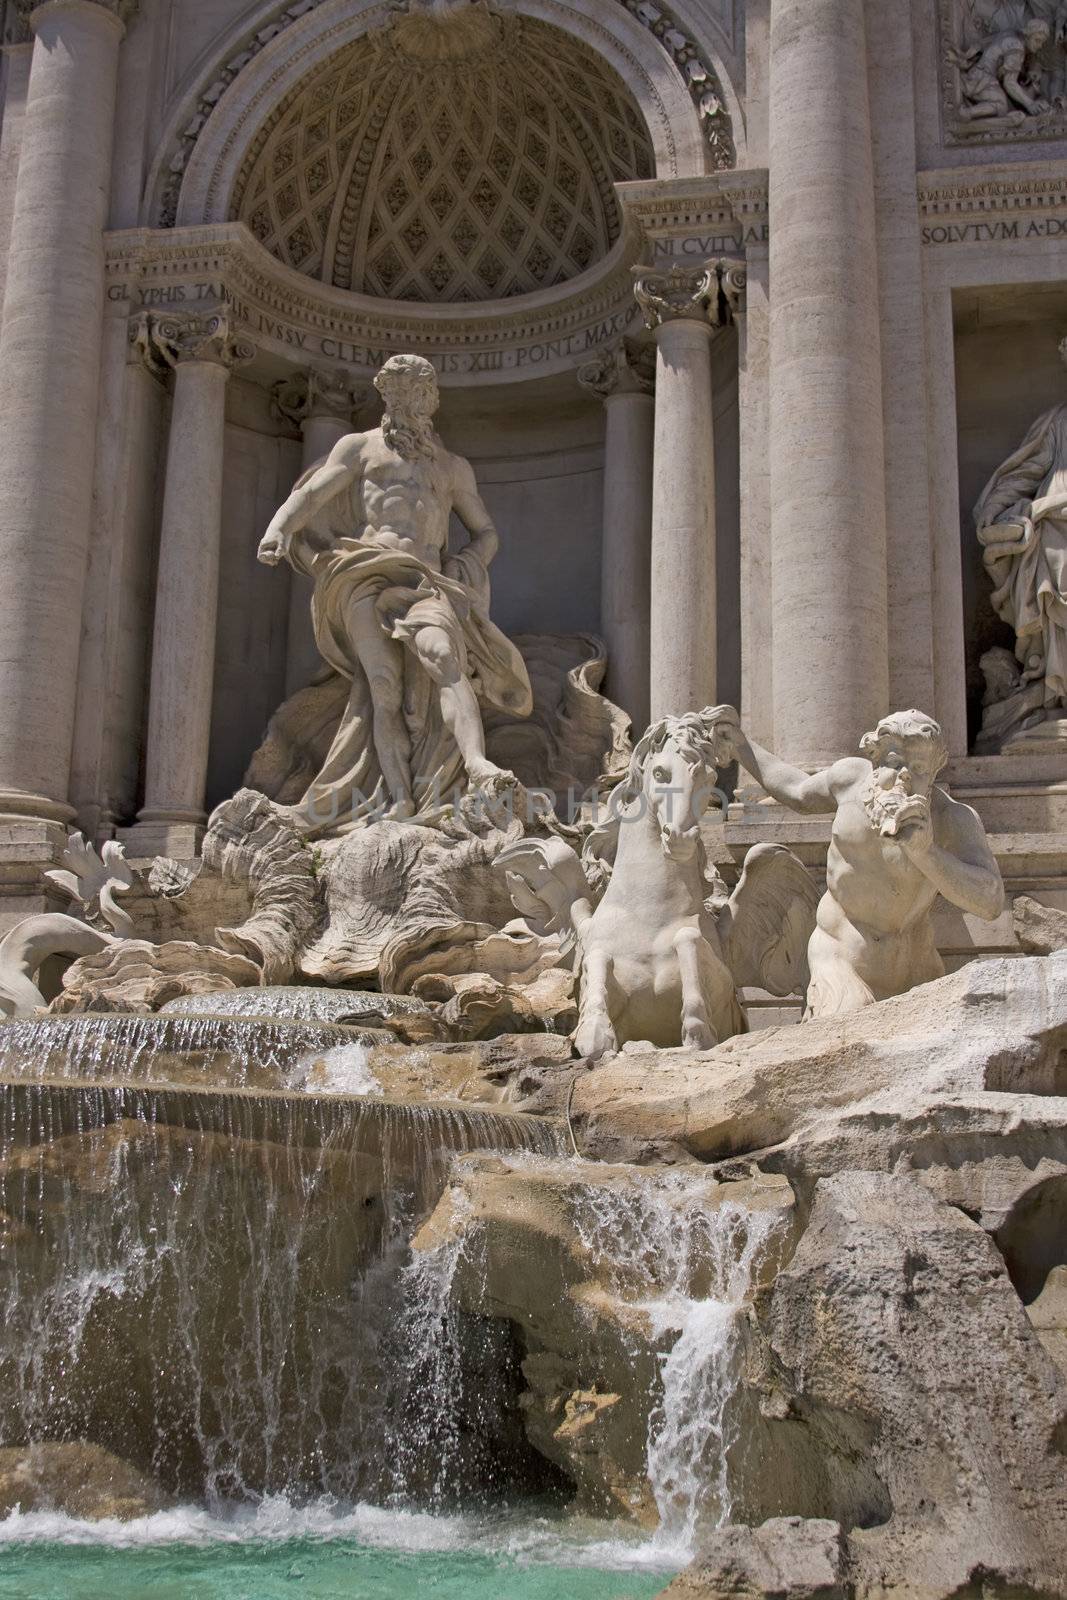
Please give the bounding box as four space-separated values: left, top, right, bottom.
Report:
498 706 818 1058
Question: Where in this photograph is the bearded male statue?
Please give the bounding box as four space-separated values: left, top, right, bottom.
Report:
722 711 1004 1017
258 354 532 831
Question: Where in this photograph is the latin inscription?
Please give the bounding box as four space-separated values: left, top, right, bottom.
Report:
921 216 1067 245
650 225 768 259
107 279 637 372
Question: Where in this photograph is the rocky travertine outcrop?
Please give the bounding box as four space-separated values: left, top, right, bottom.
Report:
413 1158 797 1524
560 955 1067 1227
1013 893 1067 955
660 1517 849 1599
413 954 1067 1594
0 1442 169 1521
739 1172 1067 1596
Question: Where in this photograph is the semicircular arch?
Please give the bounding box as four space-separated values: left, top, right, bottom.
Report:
153 0 727 233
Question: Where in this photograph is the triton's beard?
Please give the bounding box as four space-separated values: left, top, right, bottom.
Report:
382 403 436 460
861 775 929 838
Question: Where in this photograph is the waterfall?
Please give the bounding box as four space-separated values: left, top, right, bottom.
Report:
0 1014 385 1091
567 1166 780 1557
402 1157 784 1558
0 1079 561 1508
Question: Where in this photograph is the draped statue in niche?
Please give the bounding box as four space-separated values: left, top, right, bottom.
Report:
257 354 532 831
973 336 1067 752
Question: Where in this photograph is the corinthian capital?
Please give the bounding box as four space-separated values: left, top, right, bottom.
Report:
632 257 748 333
271 368 367 428
577 339 655 400
132 308 255 375
633 262 721 331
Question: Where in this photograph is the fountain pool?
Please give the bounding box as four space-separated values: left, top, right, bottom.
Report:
0 1502 677 1599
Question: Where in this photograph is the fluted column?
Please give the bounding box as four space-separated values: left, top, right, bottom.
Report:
578 339 655 735
0 0 132 822
126 309 254 857
634 262 729 723
272 369 364 697
769 0 888 765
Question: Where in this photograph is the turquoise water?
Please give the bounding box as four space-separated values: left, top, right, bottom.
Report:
0 1541 671 1600
0 1503 677 1600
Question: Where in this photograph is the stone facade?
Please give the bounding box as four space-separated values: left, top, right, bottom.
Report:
0 0 1064 970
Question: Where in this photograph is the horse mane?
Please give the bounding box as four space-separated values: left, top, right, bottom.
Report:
580 712 725 891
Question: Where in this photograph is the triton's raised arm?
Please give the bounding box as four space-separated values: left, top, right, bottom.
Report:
723 723 858 815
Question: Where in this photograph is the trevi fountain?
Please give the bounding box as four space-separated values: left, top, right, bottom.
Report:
0 0 1065 1596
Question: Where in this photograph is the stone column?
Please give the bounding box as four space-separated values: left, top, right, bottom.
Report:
577 340 655 735
0 0 131 824
634 262 727 724
271 369 364 698
768 0 888 766
69 307 166 839
0 38 33 321
125 309 254 857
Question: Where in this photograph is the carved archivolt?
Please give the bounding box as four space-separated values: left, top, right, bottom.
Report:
228 14 654 302
155 0 732 240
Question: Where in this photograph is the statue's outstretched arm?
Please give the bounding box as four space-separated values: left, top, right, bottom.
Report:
258 442 359 565
723 725 854 815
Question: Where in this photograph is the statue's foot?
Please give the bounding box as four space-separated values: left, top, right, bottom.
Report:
682 1018 716 1051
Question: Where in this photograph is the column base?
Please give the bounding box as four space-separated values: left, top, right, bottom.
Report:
0 788 76 826
119 811 205 860
0 814 77 934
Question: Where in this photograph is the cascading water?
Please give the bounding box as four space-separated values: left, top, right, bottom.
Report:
0 1079 562 1509
0 1013 385 1091
570 1167 781 1557
401 1157 784 1564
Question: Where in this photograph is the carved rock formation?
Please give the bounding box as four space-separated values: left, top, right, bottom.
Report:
1013 892 1067 954
46 939 262 1015
0 1442 170 1521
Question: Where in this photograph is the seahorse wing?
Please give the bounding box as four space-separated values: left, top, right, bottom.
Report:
719 843 819 997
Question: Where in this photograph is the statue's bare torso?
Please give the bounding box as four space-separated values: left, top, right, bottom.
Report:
336 430 458 569
824 765 944 938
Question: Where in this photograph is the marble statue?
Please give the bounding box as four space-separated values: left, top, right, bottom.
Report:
0 832 261 1018
949 15 1052 122
723 711 1005 1017
973 339 1067 750
499 707 818 1058
258 354 532 831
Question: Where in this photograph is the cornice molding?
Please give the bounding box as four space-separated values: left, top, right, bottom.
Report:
918 163 1067 219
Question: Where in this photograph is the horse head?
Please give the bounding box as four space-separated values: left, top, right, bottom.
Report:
626 707 736 862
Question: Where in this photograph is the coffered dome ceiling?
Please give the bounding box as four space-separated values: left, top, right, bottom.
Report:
230 11 655 303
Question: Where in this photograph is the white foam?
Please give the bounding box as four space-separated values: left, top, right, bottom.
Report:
293 1042 381 1095
0 1498 673 1572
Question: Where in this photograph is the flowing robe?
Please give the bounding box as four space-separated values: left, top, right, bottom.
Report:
975 403 1067 706
284 470 531 835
